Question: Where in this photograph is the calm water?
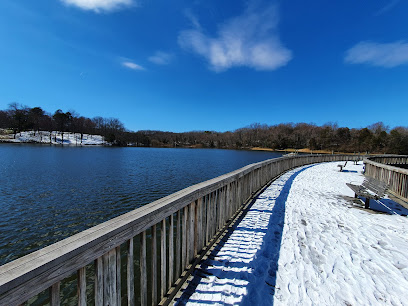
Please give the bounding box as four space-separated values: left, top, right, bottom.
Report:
0 145 282 265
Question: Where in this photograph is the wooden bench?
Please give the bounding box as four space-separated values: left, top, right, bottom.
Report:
337 161 347 172
346 177 388 209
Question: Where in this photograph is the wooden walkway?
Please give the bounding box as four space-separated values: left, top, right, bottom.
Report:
0 154 362 305
174 162 408 305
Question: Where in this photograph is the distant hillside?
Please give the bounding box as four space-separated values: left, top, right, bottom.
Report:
1 104 408 153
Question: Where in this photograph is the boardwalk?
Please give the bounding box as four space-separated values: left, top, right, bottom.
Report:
177 162 408 305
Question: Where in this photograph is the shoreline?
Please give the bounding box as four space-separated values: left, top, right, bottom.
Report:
0 140 369 154
251 146 363 155
0 132 372 154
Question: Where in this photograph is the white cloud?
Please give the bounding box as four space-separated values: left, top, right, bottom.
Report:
61 0 133 12
148 51 173 65
184 9 201 30
122 61 144 70
374 0 400 16
178 4 292 72
345 41 408 68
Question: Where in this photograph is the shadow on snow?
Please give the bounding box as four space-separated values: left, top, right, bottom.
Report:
362 197 408 216
176 165 314 305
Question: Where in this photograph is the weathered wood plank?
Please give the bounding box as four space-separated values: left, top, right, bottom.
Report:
182 206 187 270
198 197 204 252
127 238 135 306
199 199 203 251
225 183 230 223
77 267 87 306
193 200 201 257
168 214 174 288
175 210 181 278
205 194 210 245
94 257 103 306
102 252 110 305
140 231 147 306
189 202 195 263
160 219 167 300
103 249 117 306
50 282 60 306
151 224 157 306
110 249 118 306
116 246 121 306
217 188 222 230
213 190 218 237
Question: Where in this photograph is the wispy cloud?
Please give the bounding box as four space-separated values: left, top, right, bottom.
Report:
184 8 202 30
122 61 144 70
374 0 400 16
61 0 133 13
345 41 408 68
178 3 292 72
148 51 173 65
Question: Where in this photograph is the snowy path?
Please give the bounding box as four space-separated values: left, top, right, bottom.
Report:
177 162 408 305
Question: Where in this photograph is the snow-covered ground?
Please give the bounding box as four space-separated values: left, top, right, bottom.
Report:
0 131 104 145
177 162 408 305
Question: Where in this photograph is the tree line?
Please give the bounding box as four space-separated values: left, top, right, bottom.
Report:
0 103 125 144
126 122 408 154
1 103 407 154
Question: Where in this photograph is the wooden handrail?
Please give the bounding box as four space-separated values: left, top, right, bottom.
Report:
364 155 408 201
0 154 361 305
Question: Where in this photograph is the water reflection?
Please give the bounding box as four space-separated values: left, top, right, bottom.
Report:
0 145 282 265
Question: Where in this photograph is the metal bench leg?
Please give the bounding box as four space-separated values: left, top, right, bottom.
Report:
365 198 370 209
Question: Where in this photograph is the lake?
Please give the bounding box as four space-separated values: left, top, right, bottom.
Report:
0 145 282 265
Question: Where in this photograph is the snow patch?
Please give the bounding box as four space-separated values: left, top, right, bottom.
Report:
178 162 408 305
0 131 104 145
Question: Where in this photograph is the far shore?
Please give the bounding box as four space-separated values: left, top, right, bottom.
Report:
250 147 364 155
0 130 371 155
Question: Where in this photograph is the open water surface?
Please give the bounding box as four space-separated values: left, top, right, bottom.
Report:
0 145 282 265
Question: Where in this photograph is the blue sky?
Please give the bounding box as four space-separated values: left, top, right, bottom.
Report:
1 0 407 132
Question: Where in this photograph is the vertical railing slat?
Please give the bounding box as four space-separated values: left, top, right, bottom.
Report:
116 246 121 306
189 202 196 263
95 257 103 306
151 224 157 305
216 188 221 231
50 282 60 306
161 219 167 300
168 214 174 287
206 194 211 245
127 238 135 306
140 231 147 306
194 199 199 257
103 249 117 306
77 267 87 306
175 210 181 278
213 190 218 237
182 206 188 269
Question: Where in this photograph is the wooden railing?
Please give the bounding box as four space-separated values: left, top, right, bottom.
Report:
0 154 361 306
364 155 408 201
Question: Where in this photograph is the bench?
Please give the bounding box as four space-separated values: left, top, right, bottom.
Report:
337 161 347 172
346 177 388 209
